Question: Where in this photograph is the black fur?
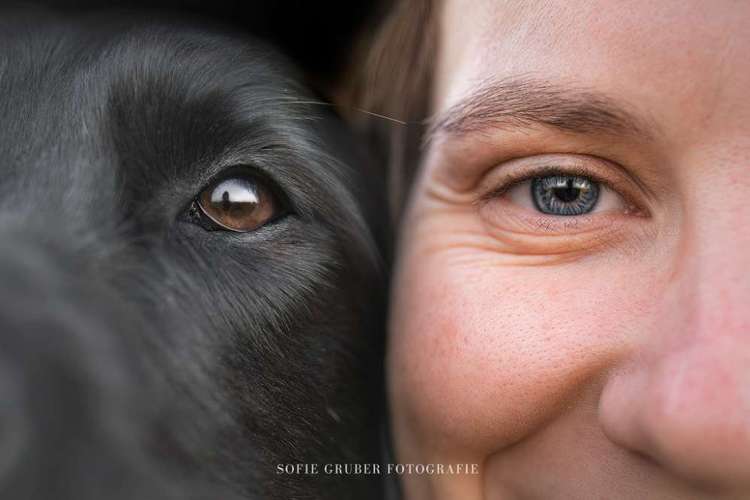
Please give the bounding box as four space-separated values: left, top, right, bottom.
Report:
0 8 386 500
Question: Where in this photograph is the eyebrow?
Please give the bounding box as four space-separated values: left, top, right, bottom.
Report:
426 76 654 143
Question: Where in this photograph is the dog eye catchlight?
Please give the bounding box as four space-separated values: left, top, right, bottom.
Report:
189 172 282 232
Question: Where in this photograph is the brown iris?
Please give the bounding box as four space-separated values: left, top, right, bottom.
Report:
197 175 279 232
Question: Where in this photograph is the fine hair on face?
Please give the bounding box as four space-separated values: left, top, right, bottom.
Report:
339 0 436 220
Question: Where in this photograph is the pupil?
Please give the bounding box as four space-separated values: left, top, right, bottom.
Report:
221 190 231 211
553 179 581 203
531 175 599 216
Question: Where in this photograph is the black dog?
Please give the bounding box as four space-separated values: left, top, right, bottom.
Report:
0 7 386 500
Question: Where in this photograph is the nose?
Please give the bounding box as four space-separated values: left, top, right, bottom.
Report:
599 177 750 489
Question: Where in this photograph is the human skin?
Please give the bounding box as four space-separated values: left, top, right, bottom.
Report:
388 1 750 499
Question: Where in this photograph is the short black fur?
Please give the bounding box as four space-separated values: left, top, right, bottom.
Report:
0 8 386 500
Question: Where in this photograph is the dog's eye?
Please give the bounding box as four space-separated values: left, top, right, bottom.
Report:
195 174 280 232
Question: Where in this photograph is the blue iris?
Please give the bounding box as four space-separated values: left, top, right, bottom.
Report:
531 175 600 216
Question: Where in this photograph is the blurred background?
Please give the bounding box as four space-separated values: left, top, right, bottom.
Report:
15 0 386 91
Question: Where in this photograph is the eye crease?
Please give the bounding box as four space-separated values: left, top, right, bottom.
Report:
188 172 283 233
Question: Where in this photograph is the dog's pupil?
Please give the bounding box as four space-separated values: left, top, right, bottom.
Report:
209 178 259 215
197 175 279 232
221 191 231 212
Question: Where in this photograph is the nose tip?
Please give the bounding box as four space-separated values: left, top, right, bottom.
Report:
600 340 750 488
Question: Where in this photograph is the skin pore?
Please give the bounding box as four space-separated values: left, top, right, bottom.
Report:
387 1 750 499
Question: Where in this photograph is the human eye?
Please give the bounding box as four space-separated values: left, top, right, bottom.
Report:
505 173 625 216
475 154 651 252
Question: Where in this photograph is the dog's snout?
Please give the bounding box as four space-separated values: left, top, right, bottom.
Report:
0 232 189 500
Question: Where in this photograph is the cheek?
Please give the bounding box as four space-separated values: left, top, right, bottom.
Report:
388 232 658 458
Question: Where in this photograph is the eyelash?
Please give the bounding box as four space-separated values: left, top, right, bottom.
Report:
481 165 596 199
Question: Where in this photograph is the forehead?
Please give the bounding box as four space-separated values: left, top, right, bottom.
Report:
436 0 750 143
0 13 366 224
0 14 305 157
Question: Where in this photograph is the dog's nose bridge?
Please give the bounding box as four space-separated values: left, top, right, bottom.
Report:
0 230 162 499
0 227 247 500
0 227 144 408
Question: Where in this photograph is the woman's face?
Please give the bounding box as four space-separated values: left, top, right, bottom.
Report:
388 1 750 498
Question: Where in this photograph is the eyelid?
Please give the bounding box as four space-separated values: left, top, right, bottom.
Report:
474 154 650 217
